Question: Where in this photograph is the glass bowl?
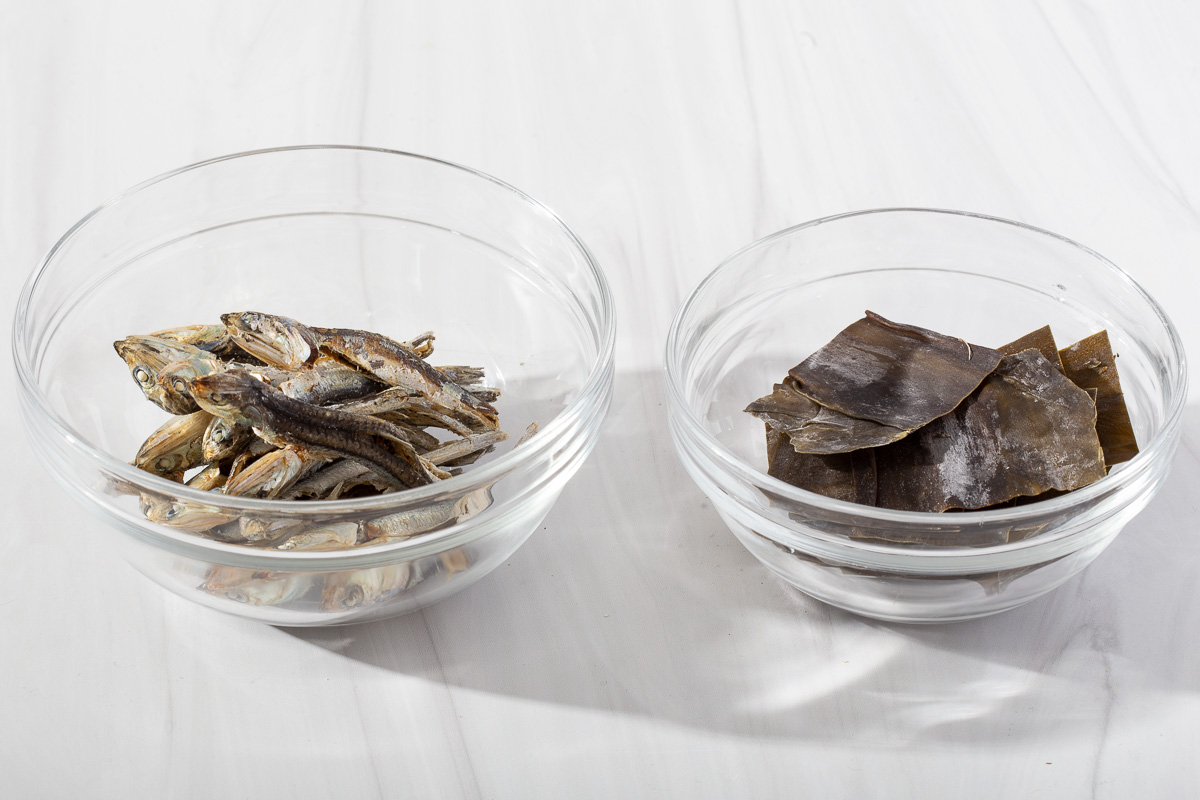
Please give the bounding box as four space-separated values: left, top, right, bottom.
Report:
665 208 1186 623
13 146 614 626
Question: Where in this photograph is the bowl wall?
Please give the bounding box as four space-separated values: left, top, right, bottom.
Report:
667 209 1186 622
15 146 614 625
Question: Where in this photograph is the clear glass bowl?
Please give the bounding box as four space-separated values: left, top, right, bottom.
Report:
13 146 615 626
666 208 1187 623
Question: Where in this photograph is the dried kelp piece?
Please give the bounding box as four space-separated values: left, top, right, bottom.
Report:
1000 325 1063 372
765 427 876 505
874 349 1107 512
788 311 1004 433
746 378 906 454
1059 330 1138 467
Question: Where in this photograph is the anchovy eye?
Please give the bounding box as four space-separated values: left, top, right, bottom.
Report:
164 504 179 519
209 392 227 405
133 367 151 383
172 378 189 393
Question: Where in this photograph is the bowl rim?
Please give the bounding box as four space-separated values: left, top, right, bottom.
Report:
664 206 1189 555
12 145 616 557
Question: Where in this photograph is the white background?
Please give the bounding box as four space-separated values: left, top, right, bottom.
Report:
3 2 1199 797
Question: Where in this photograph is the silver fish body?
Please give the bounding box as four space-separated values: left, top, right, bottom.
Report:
186 463 228 491
225 438 276 485
311 326 499 431
275 522 360 551
150 324 234 355
229 516 303 545
278 355 383 405
141 493 237 534
224 446 329 499
283 459 386 500
189 370 441 487
321 562 420 610
360 486 493 543
421 430 507 467
202 566 309 606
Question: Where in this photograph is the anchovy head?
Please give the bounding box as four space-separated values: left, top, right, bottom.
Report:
145 498 236 533
202 416 250 463
189 370 271 424
221 311 319 369
156 358 222 403
114 335 213 414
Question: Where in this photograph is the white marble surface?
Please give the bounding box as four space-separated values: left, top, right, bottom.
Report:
3 2 1199 797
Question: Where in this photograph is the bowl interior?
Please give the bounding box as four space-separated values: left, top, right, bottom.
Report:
25 149 606 478
675 210 1181 489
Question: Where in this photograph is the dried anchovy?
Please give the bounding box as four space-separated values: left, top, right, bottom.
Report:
191 370 442 488
113 335 221 414
133 410 212 475
284 459 382 500
117 312 525 555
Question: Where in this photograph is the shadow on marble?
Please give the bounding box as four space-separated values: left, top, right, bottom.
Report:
896 404 1200 664
287 383 1200 744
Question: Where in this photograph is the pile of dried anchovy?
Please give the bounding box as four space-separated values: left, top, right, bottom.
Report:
115 311 513 550
746 311 1137 514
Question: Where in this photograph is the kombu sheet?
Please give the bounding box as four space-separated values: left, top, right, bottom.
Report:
787 311 1003 431
1059 330 1139 467
872 349 1106 511
748 314 1135 515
